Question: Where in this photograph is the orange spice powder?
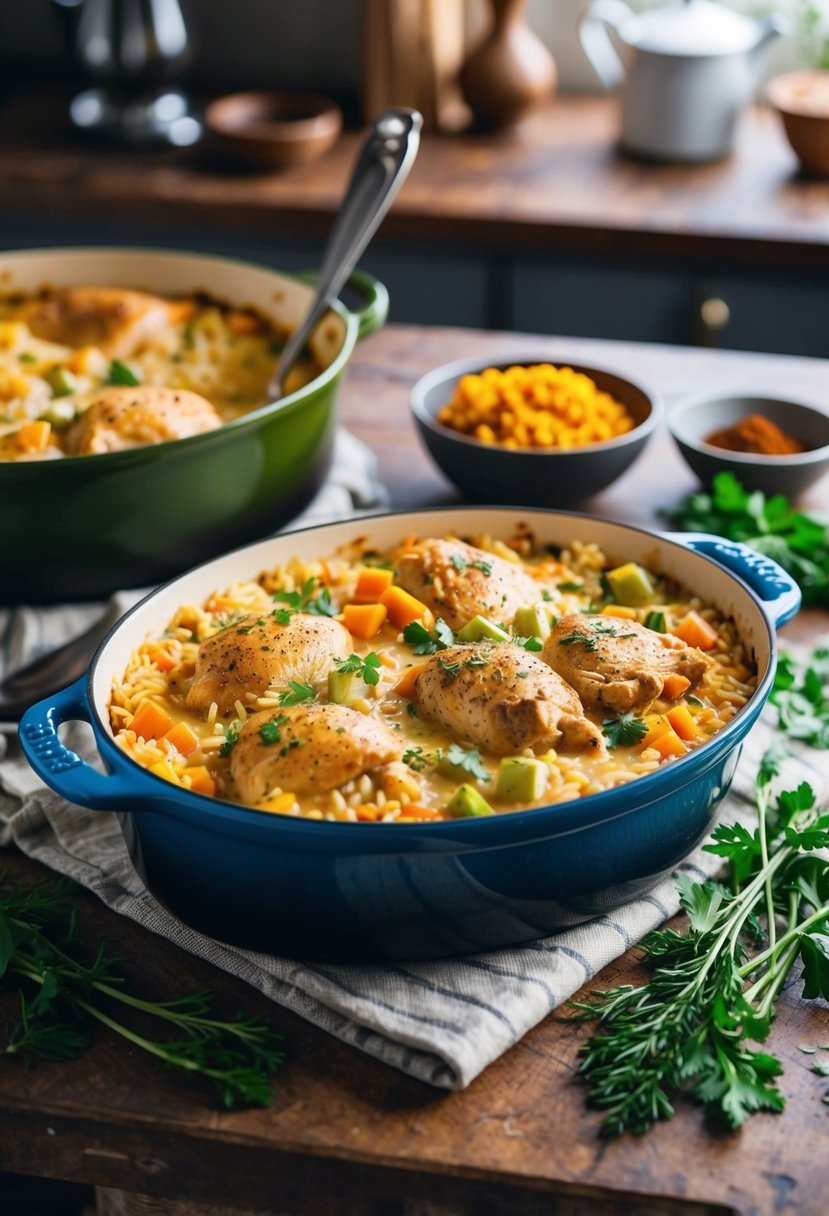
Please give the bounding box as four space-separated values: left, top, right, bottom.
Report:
704 413 806 456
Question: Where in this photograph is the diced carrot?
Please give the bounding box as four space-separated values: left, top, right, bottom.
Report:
672 611 718 651
225 309 263 336
342 602 388 639
356 804 383 821
666 704 699 741
146 644 176 672
353 567 394 603
184 766 217 798
148 758 183 785
130 700 174 740
639 713 672 751
257 791 296 815
652 729 688 760
397 805 443 821
662 674 691 700
162 721 199 757
394 661 428 699
16 420 51 453
380 585 429 630
602 604 637 620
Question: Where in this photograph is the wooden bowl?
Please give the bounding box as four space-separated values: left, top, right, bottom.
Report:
767 70 829 178
205 90 343 169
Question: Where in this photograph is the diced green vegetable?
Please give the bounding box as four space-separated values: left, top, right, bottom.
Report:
513 603 551 640
495 756 549 802
446 783 494 818
45 365 78 398
605 562 655 607
107 359 141 387
327 669 356 705
38 399 76 430
456 615 510 643
644 610 666 633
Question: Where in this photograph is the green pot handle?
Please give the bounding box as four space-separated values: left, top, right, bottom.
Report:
296 268 388 343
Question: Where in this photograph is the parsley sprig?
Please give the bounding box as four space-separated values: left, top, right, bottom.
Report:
272 577 337 622
402 619 454 654
0 875 284 1108
439 743 491 783
277 681 317 706
333 652 382 686
770 649 829 747
663 471 829 607
602 713 648 749
572 719 829 1135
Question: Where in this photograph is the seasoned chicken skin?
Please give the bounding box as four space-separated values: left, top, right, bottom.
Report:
412 643 604 755
67 386 221 455
186 612 351 717
543 615 709 715
26 287 190 358
395 538 540 631
231 704 402 804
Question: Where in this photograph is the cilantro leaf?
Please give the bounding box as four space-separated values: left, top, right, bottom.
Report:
601 713 648 750
219 721 241 756
403 620 453 655
277 681 317 706
442 743 490 782
259 713 290 744
333 653 381 686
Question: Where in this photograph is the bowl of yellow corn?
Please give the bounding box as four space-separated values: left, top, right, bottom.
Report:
410 356 660 507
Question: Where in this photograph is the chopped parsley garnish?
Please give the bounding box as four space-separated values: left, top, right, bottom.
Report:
450 553 491 575
214 610 244 631
464 655 488 669
259 714 290 745
279 738 303 757
402 746 431 772
437 656 462 677
277 681 317 706
441 743 490 783
558 580 583 592
541 588 553 602
333 652 382 686
558 621 636 652
687 695 704 707
17 351 36 363
450 553 467 572
602 713 648 749
403 619 454 655
272 577 337 621
107 359 140 387
219 721 242 756
513 635 543 652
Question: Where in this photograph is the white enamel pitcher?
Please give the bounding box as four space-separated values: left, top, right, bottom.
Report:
579 0 787 161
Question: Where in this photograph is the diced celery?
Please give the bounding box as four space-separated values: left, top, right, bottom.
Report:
513 603 551 640
45 366 78 398
446 784 494 818
38 399 77 430
327 669 356 705
456 615 510 643
495 757 549 802
605 562 655 607
644 610 666 633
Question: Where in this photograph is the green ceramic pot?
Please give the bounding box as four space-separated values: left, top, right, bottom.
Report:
0 248 387 605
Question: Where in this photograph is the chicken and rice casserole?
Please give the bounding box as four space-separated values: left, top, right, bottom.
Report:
108 529 758 823
0 285 318 460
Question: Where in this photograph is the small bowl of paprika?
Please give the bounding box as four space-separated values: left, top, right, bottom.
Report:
668 392 829 499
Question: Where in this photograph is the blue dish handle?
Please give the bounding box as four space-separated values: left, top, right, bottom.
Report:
662 531 801 628
19 677 159 811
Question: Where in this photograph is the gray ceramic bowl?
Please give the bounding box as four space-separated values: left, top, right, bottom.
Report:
669 393 829 499
410 356 659 507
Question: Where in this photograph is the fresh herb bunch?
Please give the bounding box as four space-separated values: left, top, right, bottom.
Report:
663 471 829 607
771 649 829 747
0 875 284 1108
571 743 829 1135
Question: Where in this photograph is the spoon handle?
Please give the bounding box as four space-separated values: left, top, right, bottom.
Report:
273 107 422 398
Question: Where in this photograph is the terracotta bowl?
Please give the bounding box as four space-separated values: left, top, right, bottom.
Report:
767 70 829 178
205 90 343 169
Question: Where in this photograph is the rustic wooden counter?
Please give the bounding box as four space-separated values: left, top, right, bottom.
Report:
1 326 827 1216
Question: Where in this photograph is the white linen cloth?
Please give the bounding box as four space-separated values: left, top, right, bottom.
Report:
0 435 825 1089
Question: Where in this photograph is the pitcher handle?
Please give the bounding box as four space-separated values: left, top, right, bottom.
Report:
579 0 632 92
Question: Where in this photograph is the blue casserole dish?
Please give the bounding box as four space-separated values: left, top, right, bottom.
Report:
19 508 800 960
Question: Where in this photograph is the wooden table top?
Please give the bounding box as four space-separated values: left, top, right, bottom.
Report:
1 326 828 1216
3 91 829 268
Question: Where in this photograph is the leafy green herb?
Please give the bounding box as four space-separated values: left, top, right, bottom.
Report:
770 649 829 747
450 553 467 572
0 874 284 1107
17 352 36 363
272 578 336 621
107 359 140 387
437 656 462 677
558 621 634 653
277 681 317 706
182 322 196 350
258 714 289 744
558 630 598 652
441 743 490 783
644 610 666 632
541 589 553 602
402 746 431 772
279 738 303 757
558 581 583 592
333 652 382 686
602 714 648 749
403 619 453 655
663 471 829 607
513 635 543 652
465 654 489 669
219 721 242 756
572 728 829 1136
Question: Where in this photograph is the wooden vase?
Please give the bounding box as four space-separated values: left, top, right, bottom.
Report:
459 0 557 128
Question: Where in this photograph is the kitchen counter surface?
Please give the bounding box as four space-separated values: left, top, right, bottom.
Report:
2 91 828 269
1 325 827 1216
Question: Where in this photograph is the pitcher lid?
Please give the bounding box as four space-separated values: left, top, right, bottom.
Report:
624 0 764 56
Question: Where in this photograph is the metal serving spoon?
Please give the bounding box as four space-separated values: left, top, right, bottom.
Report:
0 111 422 721
268 107 422 400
